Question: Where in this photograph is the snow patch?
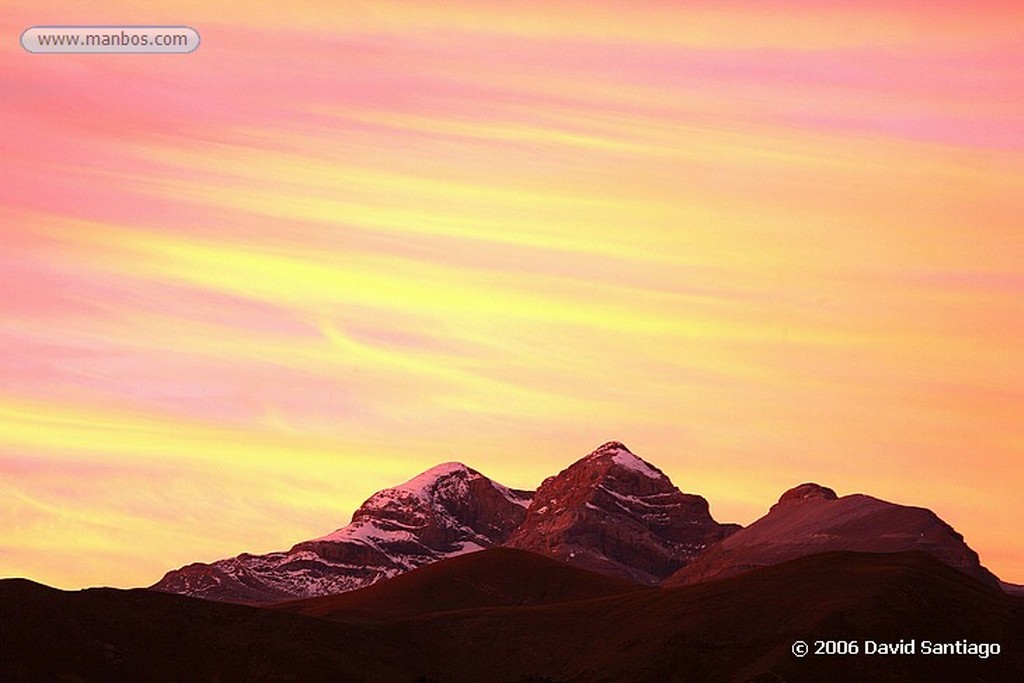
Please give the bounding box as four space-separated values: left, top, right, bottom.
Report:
599 485 659 507
610 449 663 479
313 518 426 544
395 462 475 498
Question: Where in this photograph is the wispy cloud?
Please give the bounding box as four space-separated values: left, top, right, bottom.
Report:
2 0 1022 587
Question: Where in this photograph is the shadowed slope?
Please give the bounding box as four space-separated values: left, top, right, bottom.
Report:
0 578 421 682
272 547 647 622
397 551 1024 683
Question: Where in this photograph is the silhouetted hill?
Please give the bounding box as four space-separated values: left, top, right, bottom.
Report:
0 578 420 682
390 550 1023 682
4 550 1022 682
272 546 647 623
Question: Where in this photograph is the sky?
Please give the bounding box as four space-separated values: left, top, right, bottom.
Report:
1 0 1022 589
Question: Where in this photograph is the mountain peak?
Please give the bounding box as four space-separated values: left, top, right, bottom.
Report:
775 483 838 507
584 441 665 480
591 440 631 454
336 460 528 539
507 443 739 584
391 461 478 498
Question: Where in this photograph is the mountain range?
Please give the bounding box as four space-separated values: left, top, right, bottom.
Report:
5 440 1023 681
152 441 1009 603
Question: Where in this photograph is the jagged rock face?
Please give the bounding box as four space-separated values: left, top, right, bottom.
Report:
151 463 531 603
506 442 740 585
664 483 1000 589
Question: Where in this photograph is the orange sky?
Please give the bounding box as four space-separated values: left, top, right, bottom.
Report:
2 0 1022 588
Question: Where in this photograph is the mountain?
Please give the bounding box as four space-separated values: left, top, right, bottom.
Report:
153 443 1010 603
506 441 740 584
6 550 1023 682
664 482 1001 590
151 462 531 603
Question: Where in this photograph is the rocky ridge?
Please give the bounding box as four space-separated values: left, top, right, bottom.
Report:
151 463 530 602
664 481 1000 589
153 443 1006 603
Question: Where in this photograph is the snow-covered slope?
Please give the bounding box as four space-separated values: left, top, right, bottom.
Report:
151 463 531 603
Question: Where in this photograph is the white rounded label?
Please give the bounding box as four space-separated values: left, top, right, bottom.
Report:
21 26 200 54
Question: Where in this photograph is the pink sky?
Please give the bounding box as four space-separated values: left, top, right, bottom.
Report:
2 0 1022 588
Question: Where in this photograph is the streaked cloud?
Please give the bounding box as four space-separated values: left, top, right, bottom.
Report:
2 0 1021 587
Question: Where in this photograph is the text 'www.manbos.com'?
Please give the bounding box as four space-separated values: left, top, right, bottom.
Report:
22 26 200 54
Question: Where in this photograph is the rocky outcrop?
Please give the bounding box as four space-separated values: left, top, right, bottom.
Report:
506 442 739 584
663 482 1000 589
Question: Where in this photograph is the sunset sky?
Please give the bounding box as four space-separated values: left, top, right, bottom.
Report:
2 0 1022 588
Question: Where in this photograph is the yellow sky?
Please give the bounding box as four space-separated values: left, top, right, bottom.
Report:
2 0 1022 587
